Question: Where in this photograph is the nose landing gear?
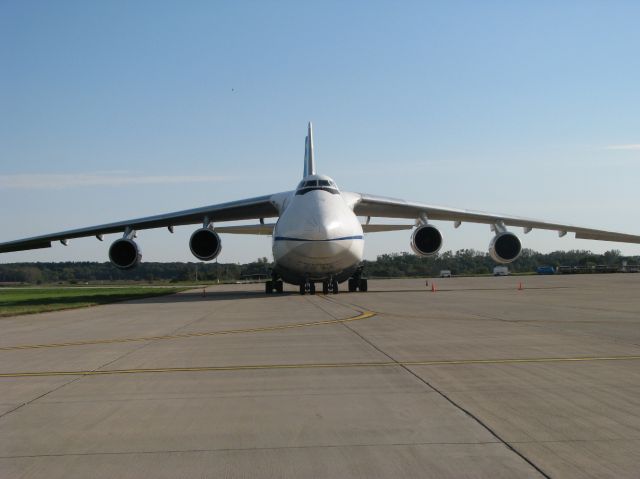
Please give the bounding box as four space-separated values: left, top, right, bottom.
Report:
299 279 316 295
321 278 339 294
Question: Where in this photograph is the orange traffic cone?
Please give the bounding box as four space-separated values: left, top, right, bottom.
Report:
431 282 437 293
202 287 206 297
518 282 524 291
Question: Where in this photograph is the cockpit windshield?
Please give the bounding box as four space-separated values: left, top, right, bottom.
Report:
295 178 339 195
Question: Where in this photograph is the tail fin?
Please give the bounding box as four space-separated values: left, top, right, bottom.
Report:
303 122 315 177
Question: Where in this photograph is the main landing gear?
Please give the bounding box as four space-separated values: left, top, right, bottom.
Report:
348 267 368 292
265 273 284 294
347 277 368 292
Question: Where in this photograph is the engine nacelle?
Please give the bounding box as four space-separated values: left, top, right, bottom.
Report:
189 228 222 261
109 238 142 270
410 224 443 256
489 231 522 263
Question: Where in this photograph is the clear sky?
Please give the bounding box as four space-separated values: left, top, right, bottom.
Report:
1 1 639 264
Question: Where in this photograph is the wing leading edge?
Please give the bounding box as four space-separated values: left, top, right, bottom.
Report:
0 194 284 253
352 193 640 244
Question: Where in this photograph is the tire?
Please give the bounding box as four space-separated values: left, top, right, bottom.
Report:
322 281 329 295
348 279 357 292
359 278 368 292
299 283 305 295
309 282 316 295
265 280 273 294
332 279 339 294
275 281 283 293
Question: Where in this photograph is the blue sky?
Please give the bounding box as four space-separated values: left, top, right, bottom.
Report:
1 1 639 263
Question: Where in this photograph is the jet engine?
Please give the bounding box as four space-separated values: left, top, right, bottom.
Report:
109 238 142 270
489 231 522 263
410 224 443 256
189 228 222 261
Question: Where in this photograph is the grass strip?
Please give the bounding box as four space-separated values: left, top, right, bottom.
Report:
0 287 188 317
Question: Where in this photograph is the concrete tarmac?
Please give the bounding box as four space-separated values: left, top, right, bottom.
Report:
1 274 640 478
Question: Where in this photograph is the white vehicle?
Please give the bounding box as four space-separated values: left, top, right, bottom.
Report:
440 270 452 278
2 123 640 295
493 266 509 276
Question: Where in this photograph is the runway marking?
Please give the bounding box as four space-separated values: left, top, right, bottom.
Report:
0 310 376 351
2 355 640 378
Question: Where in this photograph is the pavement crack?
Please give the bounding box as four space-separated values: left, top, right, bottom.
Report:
0 311 213 422
0 440 505 459
328 296 552 479
0 375 84 421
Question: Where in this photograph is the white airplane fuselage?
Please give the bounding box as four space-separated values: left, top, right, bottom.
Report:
272 175 364 284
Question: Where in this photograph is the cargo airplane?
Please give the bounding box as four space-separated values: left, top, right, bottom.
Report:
2 123 639 294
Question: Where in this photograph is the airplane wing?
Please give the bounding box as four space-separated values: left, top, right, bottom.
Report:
0 193 284 253
215 223 275 235
362 224 413 233
214 222 416 235
352 193 640 244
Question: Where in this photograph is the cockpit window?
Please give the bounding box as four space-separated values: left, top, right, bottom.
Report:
295 178 339 195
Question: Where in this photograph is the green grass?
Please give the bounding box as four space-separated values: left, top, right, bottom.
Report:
0 287 188 317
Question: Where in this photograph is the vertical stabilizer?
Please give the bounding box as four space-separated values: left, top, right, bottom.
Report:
303 122 315 177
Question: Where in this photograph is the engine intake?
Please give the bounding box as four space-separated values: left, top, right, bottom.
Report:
410 224 443 256
189 228 222 261
489 231 522 263
109 238 141 270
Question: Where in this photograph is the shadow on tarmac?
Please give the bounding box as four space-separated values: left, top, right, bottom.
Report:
135 284 574 305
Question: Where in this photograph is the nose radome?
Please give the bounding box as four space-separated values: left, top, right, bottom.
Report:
298 240 345 259
300 216 339 241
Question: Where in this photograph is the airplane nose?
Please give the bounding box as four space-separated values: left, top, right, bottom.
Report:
298 240 346 259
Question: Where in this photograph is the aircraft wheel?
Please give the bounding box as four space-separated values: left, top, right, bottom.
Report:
359 278 368 292
265 280 273 294
322 281 329 295
309 282 316 295
348 278 357 292
299 283 306 295
275 280 284 293
332 279 339 294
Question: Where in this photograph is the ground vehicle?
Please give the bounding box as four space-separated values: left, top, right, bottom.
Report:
536 266 556 275
493 266 509 276
440 270 452 278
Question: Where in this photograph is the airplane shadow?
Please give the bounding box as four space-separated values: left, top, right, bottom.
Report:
133 289 300 304
368 286 573 293
118 284 575 306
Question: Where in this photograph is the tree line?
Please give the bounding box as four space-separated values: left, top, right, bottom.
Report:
0 258 272 284
363 248 636 278
1 249 637 285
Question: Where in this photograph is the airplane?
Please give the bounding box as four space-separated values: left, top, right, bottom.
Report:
1 123 639 295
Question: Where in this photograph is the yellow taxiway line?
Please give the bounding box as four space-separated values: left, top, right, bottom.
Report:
0 310 376 351
2 355 640 378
